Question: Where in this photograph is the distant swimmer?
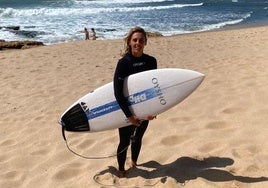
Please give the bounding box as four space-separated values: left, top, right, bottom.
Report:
84 27 89 40
91 28 97 40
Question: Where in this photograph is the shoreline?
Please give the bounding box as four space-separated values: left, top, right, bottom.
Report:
215 20 268 32
1 21 268 48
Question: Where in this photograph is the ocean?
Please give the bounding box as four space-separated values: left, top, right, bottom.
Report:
1 0 268 44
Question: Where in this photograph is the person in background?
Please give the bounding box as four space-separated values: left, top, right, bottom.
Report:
113 26 157 178
84 27 89 40
91 28 97 40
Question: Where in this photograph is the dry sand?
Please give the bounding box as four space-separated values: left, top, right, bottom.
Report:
1 26 268 188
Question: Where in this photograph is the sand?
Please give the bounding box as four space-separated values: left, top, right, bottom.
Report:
1 26 268 188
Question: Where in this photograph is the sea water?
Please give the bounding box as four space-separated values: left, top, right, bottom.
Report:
1 0 268 44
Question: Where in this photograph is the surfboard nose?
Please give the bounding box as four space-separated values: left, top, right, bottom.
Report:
185 69 205 87
187 69 205 79
61 104 90 132
195 71 205 84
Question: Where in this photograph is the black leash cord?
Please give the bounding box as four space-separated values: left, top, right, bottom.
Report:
62 126 129 160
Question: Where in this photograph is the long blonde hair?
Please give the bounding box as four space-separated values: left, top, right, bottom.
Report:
121 26 147 57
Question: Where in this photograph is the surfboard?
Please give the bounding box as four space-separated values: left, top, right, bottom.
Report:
60 68 204 132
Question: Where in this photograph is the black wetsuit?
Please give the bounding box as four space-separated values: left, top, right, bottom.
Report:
113 53 157 171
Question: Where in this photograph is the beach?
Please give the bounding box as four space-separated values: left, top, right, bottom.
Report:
0 26 268 188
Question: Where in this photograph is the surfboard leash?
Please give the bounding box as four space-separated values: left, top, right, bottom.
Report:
60 122 163 186
60 121 130 160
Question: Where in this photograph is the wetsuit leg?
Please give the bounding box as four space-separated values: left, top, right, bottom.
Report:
131 120 149 164
117 125 135 171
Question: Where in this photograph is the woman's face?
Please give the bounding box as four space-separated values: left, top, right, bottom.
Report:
129 32 147 57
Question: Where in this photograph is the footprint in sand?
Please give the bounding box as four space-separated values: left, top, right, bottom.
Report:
246 164 260 172
232 145 257 159
52 168 82 180
2 171 23 181
30 148 50 156
198 142 221 153
205 121 230 130
0 139 17 147
52 163 85 180
210 80 221 85
168 116 192 123
0 154 13 163
160 135 189 146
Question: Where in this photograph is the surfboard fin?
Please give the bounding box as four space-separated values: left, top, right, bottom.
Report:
61 103 90 132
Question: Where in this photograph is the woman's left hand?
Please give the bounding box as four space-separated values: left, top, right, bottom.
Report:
128 115 142 126
147 115 156 120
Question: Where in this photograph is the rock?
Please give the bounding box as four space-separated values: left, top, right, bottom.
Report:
1 26 44 38
146 32 163 37
0 26 20 30
10 30 39 38
21 41 44 49
0 40 44 50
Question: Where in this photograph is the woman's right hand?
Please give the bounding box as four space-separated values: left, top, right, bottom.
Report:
128 115 142 126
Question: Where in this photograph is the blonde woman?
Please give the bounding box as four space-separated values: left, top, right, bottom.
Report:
113 27 157 178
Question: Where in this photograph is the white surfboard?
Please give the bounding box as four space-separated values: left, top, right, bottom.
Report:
60 68 204 132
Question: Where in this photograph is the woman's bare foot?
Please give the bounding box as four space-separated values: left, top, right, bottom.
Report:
130 160 137 168
118 170 126 178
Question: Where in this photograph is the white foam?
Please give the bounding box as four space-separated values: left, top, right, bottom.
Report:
0 3 203 18
0 8 16 18
74 0 175 5
193 15 251 33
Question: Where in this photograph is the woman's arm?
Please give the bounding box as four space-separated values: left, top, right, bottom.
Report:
113 60 133 118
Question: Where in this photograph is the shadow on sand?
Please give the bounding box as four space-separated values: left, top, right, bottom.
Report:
95 156 268 186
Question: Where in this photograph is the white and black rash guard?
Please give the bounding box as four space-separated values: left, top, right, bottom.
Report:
113 53 157 118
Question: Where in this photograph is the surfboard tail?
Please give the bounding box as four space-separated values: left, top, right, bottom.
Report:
60 104 90 132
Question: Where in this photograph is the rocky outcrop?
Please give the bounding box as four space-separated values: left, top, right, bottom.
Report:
1 25 45 38
1 26 45 50
9 30 45 38
146 32 163 37
0 26 20 30
0 40 44 50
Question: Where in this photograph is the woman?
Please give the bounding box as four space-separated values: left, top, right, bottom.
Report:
84 27 89 40
113 26 157 178
91 28 97 40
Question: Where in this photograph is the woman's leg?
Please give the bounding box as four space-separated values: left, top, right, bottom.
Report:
117 125 135 171
131 120 149 165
